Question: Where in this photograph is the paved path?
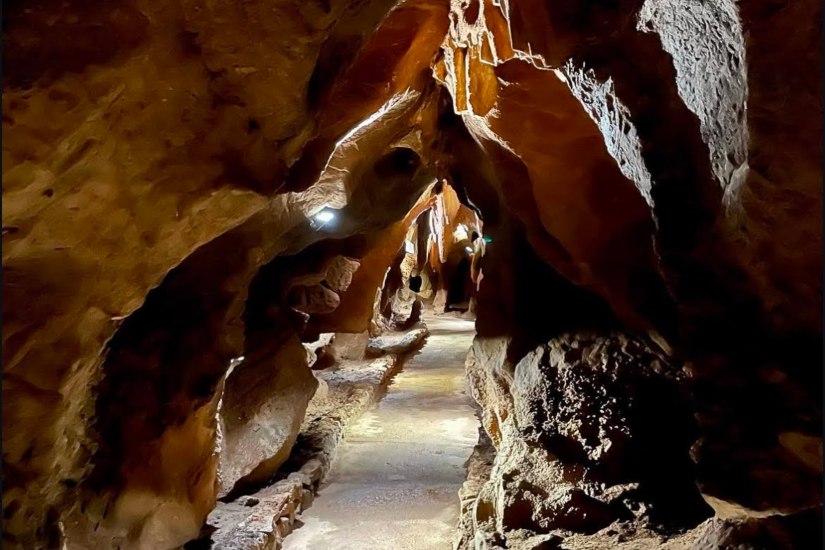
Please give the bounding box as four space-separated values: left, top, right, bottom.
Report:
283 315 478 550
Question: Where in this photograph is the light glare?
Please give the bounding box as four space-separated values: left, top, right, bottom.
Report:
314 210 335 223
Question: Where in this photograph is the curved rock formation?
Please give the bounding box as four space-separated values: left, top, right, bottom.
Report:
3 0 821 548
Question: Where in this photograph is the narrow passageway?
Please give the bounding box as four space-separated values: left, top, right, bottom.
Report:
283 315 479 550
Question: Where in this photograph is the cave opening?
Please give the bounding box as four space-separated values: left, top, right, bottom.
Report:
445 257 471 312
408 274 422 292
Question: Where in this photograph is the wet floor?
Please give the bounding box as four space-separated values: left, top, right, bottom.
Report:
283 315 479 550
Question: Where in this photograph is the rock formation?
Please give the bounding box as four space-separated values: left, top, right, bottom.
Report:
2 0 821 548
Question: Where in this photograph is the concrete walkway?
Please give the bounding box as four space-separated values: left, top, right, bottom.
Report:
283 315 479 550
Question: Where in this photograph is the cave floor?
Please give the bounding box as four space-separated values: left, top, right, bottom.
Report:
283 314 479 550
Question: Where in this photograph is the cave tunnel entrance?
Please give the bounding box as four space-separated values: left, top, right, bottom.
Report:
409 274 422 292
445 256 471 311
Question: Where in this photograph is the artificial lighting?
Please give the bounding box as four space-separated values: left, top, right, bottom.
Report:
465 246 473 254
483 236 493 243
314 209 335 223
311 206 338 229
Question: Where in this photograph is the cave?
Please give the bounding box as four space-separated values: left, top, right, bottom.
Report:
409 275 422 293
445 257 471 312
2 0 823 549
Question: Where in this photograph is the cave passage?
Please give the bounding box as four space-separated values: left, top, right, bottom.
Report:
3 0 822 548
445 258 471 312
283 314 479 549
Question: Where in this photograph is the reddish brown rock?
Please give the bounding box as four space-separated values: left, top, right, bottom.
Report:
217 335 318 497
2 0 821 548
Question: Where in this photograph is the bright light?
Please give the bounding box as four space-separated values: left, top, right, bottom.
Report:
311 206 338 230
314 210 335 223
465 246 473 254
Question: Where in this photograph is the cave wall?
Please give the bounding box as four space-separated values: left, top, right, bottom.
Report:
2 0 448 545
2 0 821 548
440 0 822 341
439 0 822 545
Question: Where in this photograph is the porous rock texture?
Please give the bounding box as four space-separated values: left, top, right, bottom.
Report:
437 0 822 545
462 333 711 548
3 0 822 548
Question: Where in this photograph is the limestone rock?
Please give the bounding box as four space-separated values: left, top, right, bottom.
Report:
324 257 361 294
286 284 342 315
691 509 823 550
462 333 711 545
303 333 336 370
330 331 371 362
365 327 429 357
2 0 821 547
394 298 424 331
218 336 318 497
443 0 822 541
